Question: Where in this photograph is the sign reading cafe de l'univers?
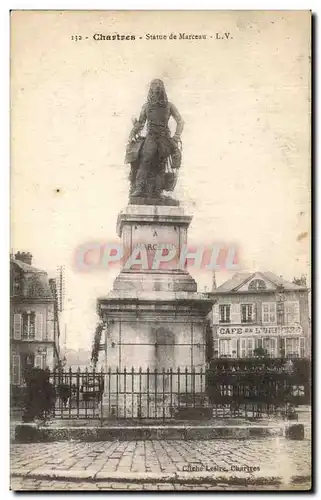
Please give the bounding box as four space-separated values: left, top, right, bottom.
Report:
217 325 303 336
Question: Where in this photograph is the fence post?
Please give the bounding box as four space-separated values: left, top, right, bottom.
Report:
185 367 188 407
154 368 158 419
108 367 111 419
76 367 80 419
116 367 119 419
192 367 196 408
68 367 72 419
124 367 127 419
169 368 173 418
92 365 96 419
162 367 165 421
177 367 181 411
100 366 104 426
147 367 150 419
131 367 134 419
137 367 142 419
84 367 88 419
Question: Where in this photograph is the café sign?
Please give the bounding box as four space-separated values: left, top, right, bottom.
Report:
217 325 303 336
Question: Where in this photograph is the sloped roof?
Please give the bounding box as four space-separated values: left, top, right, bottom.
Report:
214 272 253 292
11 258 44 274
213 271 306 293
262 271 307 291
11 259 54 299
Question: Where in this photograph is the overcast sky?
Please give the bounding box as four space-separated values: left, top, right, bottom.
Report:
11 11 310 349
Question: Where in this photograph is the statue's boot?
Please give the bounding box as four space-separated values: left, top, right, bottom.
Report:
131 188 145 197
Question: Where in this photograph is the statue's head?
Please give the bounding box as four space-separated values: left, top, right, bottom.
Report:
147 79 168 106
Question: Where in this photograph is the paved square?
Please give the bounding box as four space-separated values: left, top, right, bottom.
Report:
10 436 311 491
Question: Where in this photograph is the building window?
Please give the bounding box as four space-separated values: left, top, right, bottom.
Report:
21 354 35 376
240 338 255 358
262 302 276 324
255 338 263 350
219 339 232 357
13 278 22 295
22 312 36 339
219 305 231 323
248 279 267 291
285 338 300 358
262 337 277 358
284 301 300 325
241 304 254 323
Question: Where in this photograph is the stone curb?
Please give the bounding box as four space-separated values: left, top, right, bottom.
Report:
11 470 310 486
15 423 290 442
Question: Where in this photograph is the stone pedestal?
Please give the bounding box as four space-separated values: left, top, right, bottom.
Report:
97 204 213 418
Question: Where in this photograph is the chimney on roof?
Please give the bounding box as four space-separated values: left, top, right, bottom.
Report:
15 251 33 265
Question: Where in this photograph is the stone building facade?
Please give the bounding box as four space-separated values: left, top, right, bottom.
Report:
10 252 61 387
209 272 310 359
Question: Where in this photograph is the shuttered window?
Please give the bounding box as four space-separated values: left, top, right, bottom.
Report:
12 355 21 385
262 303 276 324
34 354 45 369
239 338 255 358
262 337 277 358
22 312 35 338
219 305 230 323
13 314 22 340
241 304 255 323
219 339 232 357
284 301 300 325
285 338 300 358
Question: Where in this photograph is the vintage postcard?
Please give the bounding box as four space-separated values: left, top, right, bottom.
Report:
10 10 311 492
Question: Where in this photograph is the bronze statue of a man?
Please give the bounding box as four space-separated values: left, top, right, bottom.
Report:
125 79 184 199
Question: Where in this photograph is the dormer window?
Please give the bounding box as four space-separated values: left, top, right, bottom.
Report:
248 279 267 291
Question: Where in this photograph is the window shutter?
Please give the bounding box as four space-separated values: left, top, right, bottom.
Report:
34 354 43 369
251 304 256 323
231 338 238 358
240 338 246 358
13 313 22 340
213 339 218 354
230 303 240 324
262 303 268 324
270 302 277 323
212 304 219 325
299 337 305 358
35 313 44 340
12 355 21 385
293 301 300 324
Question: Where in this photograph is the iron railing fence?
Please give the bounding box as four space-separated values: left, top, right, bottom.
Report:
45 360 310 421
11 358 310 421
49 367 207 420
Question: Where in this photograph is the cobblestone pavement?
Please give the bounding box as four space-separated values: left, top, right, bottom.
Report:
10 477 312 491
10 437 311 491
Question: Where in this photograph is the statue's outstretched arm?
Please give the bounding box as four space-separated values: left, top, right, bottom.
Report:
129 104 147 141
170 103 184 140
